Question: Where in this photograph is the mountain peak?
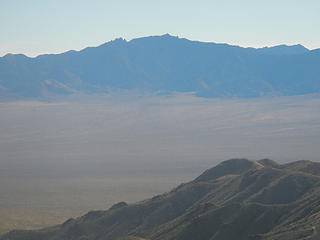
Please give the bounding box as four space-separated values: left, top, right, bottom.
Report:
161 33 178 38
3 53 29 59
98 37 127 48
194 158 263 182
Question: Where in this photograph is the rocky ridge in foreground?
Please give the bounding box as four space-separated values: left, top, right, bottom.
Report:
2 158 320 240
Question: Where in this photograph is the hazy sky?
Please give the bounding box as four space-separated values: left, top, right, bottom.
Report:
1 0 319 57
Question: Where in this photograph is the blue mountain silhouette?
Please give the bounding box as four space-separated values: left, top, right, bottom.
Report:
0 34 319 99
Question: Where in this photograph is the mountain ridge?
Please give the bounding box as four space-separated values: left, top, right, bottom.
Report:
2 34 313 59
1 34 319 99
2 158 320 240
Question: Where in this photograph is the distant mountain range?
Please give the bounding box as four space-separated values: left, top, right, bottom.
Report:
2 158 320 240
0 34 319 99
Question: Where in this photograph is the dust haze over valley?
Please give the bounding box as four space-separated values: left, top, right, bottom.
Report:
1 93 320 233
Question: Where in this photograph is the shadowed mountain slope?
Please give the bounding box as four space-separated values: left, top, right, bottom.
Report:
2 158 320 240
1 34 320 99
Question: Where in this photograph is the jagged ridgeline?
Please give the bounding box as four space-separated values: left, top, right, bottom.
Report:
1 34 320 99
2 158 320 240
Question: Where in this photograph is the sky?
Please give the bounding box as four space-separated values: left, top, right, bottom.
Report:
1 0 319 57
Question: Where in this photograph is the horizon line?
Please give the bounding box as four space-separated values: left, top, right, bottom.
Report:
0 33 316 58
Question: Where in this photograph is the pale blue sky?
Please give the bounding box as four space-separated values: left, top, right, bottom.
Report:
1 0 319 57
